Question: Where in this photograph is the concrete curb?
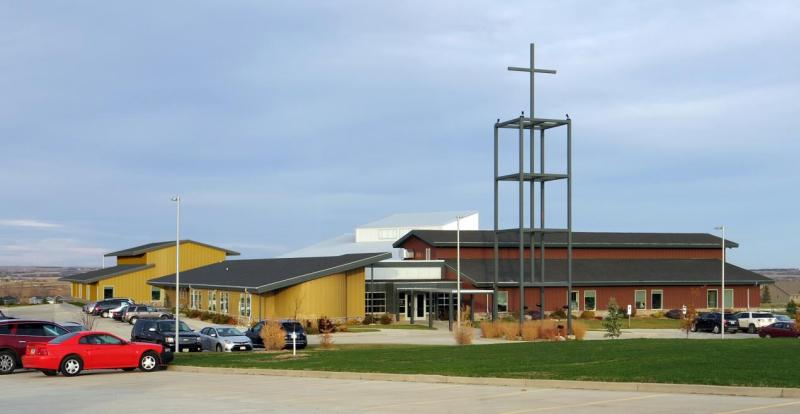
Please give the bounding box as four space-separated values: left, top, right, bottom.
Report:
168 365 800 399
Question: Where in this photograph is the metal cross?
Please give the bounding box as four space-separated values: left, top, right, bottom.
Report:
508 43 556 120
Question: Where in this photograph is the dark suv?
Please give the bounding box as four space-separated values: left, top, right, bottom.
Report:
131 319 202 352
692 312 739 334
244 320 307 349
92 298 134 318
0 320 69 374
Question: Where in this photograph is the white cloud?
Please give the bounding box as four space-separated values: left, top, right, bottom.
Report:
0 239 106 266
0 219 61 229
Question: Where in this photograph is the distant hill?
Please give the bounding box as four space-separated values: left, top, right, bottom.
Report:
0 266 96 279
752 268 800 280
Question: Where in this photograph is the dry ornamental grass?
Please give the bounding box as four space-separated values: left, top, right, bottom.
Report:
259 321 286 351
453 324 474 345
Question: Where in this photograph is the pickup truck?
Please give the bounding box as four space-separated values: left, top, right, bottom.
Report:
734 311 776 333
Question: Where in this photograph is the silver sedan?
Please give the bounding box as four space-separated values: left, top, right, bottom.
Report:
198 326 253 352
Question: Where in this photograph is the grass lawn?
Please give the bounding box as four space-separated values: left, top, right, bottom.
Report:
577 318 682 330
174 339 800 388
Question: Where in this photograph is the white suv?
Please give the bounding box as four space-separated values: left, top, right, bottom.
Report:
735 311 776 333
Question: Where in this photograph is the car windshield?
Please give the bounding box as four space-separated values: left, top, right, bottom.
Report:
216 328 244 337
281 322 303 332
50 332 80 344
157 321 192 332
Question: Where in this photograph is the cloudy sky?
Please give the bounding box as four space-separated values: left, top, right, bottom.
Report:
1 1 798 268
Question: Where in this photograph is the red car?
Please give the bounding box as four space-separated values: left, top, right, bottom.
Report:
758 322 799 338
22 331 172 376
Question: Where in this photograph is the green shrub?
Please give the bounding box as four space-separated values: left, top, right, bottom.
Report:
549 309 567 319
603 297 623 338
363 314 375 325
579 310 595 320
787 300 797 315
200 311 212 321
380 313 392 325
651 311 665 319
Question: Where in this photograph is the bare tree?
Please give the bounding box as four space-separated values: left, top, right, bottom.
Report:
80 311 98 330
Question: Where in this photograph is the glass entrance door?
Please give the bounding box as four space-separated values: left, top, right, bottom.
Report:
404 294 427 319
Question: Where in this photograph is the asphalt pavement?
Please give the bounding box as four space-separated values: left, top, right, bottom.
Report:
2 369 798 413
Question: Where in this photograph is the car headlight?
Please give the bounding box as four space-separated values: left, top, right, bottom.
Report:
165 337 174 343
224 340 232 345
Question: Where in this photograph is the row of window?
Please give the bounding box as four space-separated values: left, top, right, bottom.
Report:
188 289 249 317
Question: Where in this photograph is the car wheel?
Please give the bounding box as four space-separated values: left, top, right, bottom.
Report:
130 316 138 325
215 344 223 352
0 350 17 375
690 324 697 332
41 370 58 376
60 356 83 377
712 325 720 334
765 334 772 339
160 315 170 320
748 324 756 334
102 311 109 318
139 351 160 372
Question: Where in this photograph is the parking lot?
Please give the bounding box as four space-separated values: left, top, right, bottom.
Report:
2 369 799 413
0 303 764 346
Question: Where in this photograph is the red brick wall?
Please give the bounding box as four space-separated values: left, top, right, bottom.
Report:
444 269 761 313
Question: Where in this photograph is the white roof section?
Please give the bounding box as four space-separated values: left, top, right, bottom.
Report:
278 234 403 259
357 211 478 229
281 210 480 259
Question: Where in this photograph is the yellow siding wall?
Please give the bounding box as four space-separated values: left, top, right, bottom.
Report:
96 242 227 304
117 256 146 265
160 270 366 323
345 269 365 319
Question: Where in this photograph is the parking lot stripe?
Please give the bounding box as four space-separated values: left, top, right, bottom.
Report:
498 393 665 414
714 400 800 414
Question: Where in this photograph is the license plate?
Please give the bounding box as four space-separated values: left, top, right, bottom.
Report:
181 348 189 353
239 346 246 350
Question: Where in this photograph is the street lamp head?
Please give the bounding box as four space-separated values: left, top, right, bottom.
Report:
171 196 180 202
714 226 724 231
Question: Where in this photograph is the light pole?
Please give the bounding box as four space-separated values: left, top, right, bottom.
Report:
456 215 463 328
171 196 181 350
715 225 725 339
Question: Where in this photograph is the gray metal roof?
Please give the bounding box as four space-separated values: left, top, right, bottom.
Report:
59 264 154 283
357 211 477 229
105 240 240 257
148 252 392 293
445 259 771 287
394 230 738 249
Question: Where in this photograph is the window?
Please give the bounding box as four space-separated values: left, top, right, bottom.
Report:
497 291 508 312
0 324 11 335
151 286 161 301
190 289 201 310
239 294 251 317
378 228 398 240
634 290 646 310
103 286 114 300
723 289 734 309
365 291 386 313
583 290 597 311
398 294 406 314
651 290 663 310
707 289 718 309
209 290 217 312
43 324 68 337
220 292 229 314
570 291 579 311
425 248 431 260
